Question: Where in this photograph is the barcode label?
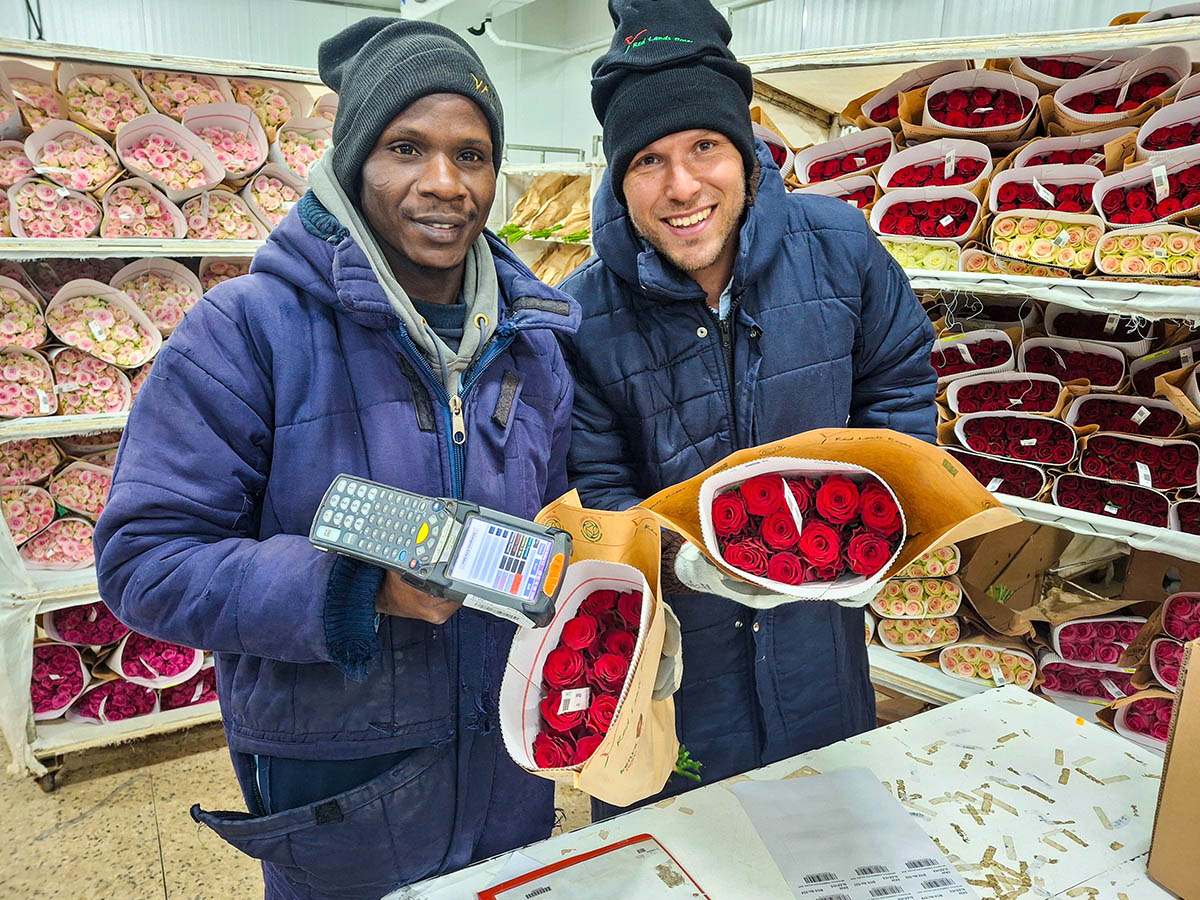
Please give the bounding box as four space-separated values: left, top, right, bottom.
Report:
1154 246 1170 258
1182 346 1195 367
1136 461 1153 487
1153 165 1170 203
1104 502 1120 514
1104 313 1120 334
855 865 889 876
558 687 591 714
804 872 838 885
987 477 1005 491
816 895 852 900
944 149 956 180
1053 229 1070 246
990 663 1008 685
870 887 905 898
1131 406 1151 425
35 389 50 414
906 858 940 870
1086 152 1105 167
922 878 958 889
1102 677 1127 699
1020 438 1037 446
89 319 107 342
955 343 974 363
1032 178 1055 205
939 215 954 227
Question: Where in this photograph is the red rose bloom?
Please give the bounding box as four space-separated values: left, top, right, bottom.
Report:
711 491 749 537
739 474 786 515
560 614 600 654
617 590 642 628
766 551 806 585
761 509 800 550
587 694 619 733
543 646 587 690
847 530 893 576
797 521 842 570
540 692 586 733
533 732 574 768
572 733 605 765
859 484 903 537
581 589 618 617
815 475 860 524
588 652 630 694
602 629 636 659
786 477 815 512
724 538 770 575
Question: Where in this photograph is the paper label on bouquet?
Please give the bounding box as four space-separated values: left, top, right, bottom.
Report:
1152 165 1170 203
1116 78 1132 108
139 655 161 678
954 342 974 363
89 319 107 342
1132 406 1151 425
1104 313 1120 334
200 191 210 220
1136 462 1153 487
973 106 993 114
780 474 805 535
986 477 1005 491
944 149 956 181
1086 152 1105 167
1104 501 1120 514
1053 230 1070 247
1008 396 1023 406
923 627 939 640
1101 677 1127 699
1032 178 1055 205
35 389 50 414
1154 246 1170 258
47 673 60 681
1020 438 1037 446
989 663 1007 686
1182 346 1195 367
55 186 70 198
853 156 866 167
53 382 79 393
191 681 206 704
940 215 955 227
558 687 591 715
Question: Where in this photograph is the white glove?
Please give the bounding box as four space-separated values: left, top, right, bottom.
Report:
673 541 878 609
652 603 682 701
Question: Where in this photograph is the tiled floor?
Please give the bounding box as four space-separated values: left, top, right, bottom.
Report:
0 723 592 899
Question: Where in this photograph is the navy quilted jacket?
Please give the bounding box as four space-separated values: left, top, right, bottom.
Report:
560 140 936 801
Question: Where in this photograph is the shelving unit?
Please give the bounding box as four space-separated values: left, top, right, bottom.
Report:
0 40 322 782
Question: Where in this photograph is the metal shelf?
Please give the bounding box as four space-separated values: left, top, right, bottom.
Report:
744 19 1200 76
5 568 100 611
867 644 987 706
0 36 321 84
0 412 128 441
0 239 263 260
32 701 221 758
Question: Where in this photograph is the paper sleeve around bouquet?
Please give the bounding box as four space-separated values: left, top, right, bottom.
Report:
640 428 1018 597
311 92 338 122
876 138 993 196
23 119 123 195
870 185 984 245
270 116 332 182
46 279 162 369
871 577 963 619
1095 225 1200 279
228 77 305 142
0 139 34 190
0 71 22 141
0 275 47 351
6 177 101 239
944 372 1070 418
0 61 64 130
896 544 960 578
1044 303 1156 359
905 69 1040 143
500 492 679 807
792 127 893 186
988 164 1103 215
1092 143 1200 227
843 58 969 130
114 112 224 204
945 447 1049 499
939 639 1037 688
182 102 269 185
1052 472 1171 529
1099 688 1176 749
2 483 56 545
110 258 203 334
1148 637 1185 692
1015 127 1137 172
137 69 233 119
104 630 204 689
1051 46 1188 132
56 429 122 456
65 676 160 724
41 599 130 647
182 189 269 241
1019 336 1127 390
792 174 878 212
930 329 1015 386
1135 93 1200 161
19 515 94 570
1037 650 1134 703
0 345 56 418
1077 432 1199 491
47 346 132 416
100 177 186 240
54 61 152 139
48 459 113 519
989 210 1103 272
880 236 960 271
1004 50 1145 94
1064 393 1184 438
876 615 961 653
241 163 305 231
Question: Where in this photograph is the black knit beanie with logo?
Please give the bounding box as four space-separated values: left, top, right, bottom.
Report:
591 0 756 205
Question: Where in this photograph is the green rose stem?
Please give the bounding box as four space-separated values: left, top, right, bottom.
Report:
674 744 703 783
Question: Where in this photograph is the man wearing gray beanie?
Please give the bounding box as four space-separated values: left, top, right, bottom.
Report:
560 0 936 819
95 16 578 900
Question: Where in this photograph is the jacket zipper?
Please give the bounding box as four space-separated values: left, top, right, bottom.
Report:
706 295 741 440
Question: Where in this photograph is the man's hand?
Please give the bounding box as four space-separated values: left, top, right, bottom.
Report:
375 571 461 624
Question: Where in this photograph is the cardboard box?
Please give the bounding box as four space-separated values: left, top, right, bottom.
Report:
1122 549 1200 604
1148 638 1200 898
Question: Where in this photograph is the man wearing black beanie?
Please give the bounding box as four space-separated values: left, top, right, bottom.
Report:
561 0 937 818
95 16 579 900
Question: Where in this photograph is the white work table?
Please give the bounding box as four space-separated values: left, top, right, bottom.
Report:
394 687 1174 900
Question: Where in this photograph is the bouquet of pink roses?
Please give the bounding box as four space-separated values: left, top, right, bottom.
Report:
58 63 152 136
100 178 185 240
43 599 130 646
25 121 122 193
112 259 202 333
106 630 203 689
7 178 101 239
1 484 55 545
48 461 113 519
0 276 47 350
49 347 132 415
160 657 216 710
0 438 61 485
0 346 56 418
0 141 34 188
30 642 89 721
66 678 158 724
138 70 230 119
45 279 161 368
182 190 265 240
19 516 95 570
199 257 250 290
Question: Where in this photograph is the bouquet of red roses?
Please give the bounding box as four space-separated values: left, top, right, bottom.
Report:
1053 473 1170 528
1078 433 1198 491
947 447 1047 499
701 459 905 600
1065 395 1183 438
946 373 1062 416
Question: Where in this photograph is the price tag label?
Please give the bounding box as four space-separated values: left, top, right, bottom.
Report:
1154 246 1170 258
989 663 1008 686
1136 461 1153 487
944 148 956 181
1053 229 1070 247
1101 677 1127 699
1182 346 1195 368
1104 313 1121 335
89 320 107 342
1104 501 1120 514
47 673 61 681
973 106 994 114
200 191 211 220
1020 438 1037 446
1131 406 1151 425
53 382 79 393
955 342 974 363
558 687 591 715
1086 152 1106 168
986 476 1005 491
1116 78 1132 107
35 389 50 414
940 214 955 227
1032 177 1055 205
853 156 866 167
1152 165 1170 203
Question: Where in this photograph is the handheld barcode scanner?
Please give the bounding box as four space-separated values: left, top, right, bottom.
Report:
309 474 571 627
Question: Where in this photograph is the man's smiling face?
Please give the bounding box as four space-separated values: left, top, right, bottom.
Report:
622 129 746 276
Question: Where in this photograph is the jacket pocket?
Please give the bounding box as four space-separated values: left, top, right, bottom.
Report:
194 746 456 899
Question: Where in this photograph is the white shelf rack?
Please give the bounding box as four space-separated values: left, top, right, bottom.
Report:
867 644 987 707
0 412 129 442
32 701 221 758
0 239 264 260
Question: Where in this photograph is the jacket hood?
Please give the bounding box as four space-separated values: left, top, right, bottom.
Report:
250 196 581 337
591 138 789 302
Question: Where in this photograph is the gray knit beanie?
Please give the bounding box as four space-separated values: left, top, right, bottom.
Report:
318 17 504 201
